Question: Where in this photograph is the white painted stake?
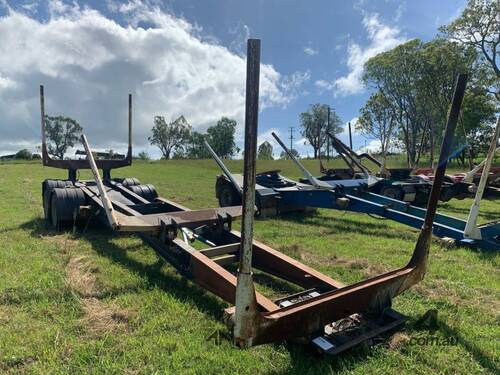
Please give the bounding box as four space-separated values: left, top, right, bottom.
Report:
81 134 119 230
464 117 500 239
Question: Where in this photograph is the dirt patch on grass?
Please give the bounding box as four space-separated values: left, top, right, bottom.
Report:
279 243 302 257
0 356 37 372
327 255 389 278
0 306 9 324
81 297 132 335
65 256 99 298
387 332 410 350
65 256 134 335
41 234 80 255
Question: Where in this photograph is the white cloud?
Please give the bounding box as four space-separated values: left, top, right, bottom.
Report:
319 13 406 97
303 47 318 56
0 1 306 154
278 70 311 102
315 79 334 92
357 139 381 153
341 117 361 135
257 128 279 147
0 74 17 90
394 2 405 22
229 22 250 55
295 137 308 146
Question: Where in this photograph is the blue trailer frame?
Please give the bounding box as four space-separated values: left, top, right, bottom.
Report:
207 127 500 251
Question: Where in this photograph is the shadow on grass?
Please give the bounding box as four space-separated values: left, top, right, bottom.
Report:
19 218 386 372
21 217 497 373
265 337 392 375
438 202 499 222
277 211 419 241
275 211 499 257
436 320 498 374
20 218 228 322
403 313 499 375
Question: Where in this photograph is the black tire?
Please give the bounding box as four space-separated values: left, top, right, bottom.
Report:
380 185 403 200
50 187 86 230
218 182 241 207
42 180 73 221
121 178 141 187
128 184 158 201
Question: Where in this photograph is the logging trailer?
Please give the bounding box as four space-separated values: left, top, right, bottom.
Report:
40 39 470 352
212 101 499 251
319 132 476 204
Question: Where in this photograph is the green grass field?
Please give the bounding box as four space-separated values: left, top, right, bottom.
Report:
0 159 498 374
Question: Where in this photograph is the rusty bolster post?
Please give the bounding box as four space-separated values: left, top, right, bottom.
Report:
408 73 468 268
40 85 47 164
233 39 261 348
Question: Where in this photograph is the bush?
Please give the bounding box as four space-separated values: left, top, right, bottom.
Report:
14 149 32 160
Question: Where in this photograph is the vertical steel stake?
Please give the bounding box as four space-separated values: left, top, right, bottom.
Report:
128 94 132 158
234 39 261 348
40 85 47 164
348 121 353 150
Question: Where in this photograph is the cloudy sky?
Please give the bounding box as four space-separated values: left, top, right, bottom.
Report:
0 0 465 158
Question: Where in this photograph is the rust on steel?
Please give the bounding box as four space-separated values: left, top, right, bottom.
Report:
40 85 46 154
223 73 468 345
233 38 261 348
45 43 468 348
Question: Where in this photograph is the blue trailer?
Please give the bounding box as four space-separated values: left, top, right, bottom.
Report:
207 119 500 251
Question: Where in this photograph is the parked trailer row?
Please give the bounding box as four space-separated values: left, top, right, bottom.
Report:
211 118 500 251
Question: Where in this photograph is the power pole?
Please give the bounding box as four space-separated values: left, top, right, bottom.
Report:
289 126 294 152
327 106 330 161
317 117 320 159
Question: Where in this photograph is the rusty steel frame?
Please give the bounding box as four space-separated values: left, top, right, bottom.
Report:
41 39 469 349
217 45 468 346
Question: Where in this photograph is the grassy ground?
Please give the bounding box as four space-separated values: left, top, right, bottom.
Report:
0 159 498 374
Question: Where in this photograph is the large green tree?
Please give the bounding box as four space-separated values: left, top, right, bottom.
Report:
258 141 273 160
299 104 342 159
148 115 191 159
186 131 212 159
44 115 83 159
363 38 494 167
356 92 396 165
206 117 239 158
363 40 424 167
440 0 499 100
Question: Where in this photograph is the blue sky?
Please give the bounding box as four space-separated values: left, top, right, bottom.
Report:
0 0 465 158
